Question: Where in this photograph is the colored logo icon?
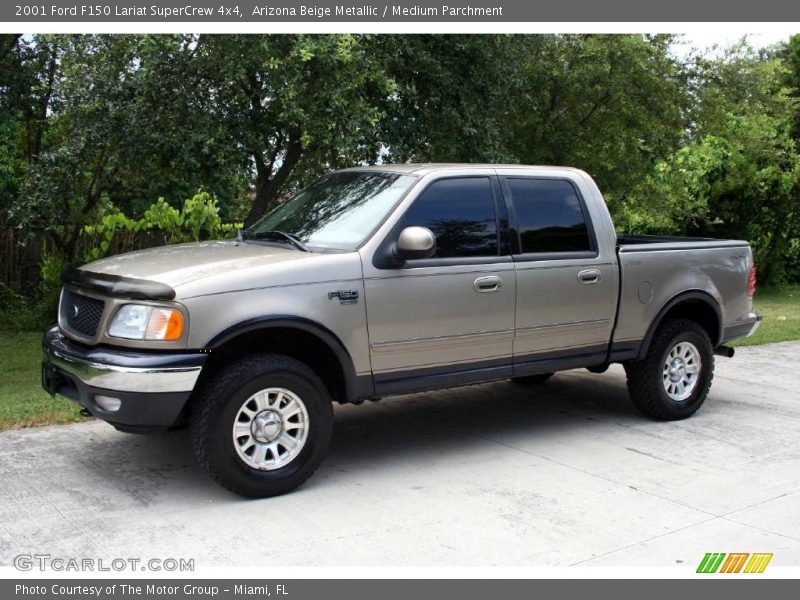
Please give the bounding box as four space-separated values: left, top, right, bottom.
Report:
696 553 773 573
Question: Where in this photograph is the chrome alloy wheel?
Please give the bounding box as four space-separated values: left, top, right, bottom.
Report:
232 387 310 470
662 341 702 402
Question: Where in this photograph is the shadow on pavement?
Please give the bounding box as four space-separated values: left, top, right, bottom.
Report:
73 370 641 500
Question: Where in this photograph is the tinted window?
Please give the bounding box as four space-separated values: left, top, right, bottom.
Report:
400 177 498 258
508 178 592 253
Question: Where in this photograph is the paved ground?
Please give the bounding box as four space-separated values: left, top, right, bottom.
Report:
1 341 799 569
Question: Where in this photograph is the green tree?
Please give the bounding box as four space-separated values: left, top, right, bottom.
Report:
376 34 520 163
779 34 800 140
624 43 800 284
4 35 246 259
0 34 58 213
3 32 800 297
504 34 687 200
191 34 395 226
374 34 690 208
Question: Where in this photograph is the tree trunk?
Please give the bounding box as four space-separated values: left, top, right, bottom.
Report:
34 46 58 158
244 139 303 228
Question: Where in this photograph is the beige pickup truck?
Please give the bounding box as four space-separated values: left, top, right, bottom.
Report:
43 164 761 497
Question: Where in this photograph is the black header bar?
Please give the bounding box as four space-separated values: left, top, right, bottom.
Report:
4 0 800 23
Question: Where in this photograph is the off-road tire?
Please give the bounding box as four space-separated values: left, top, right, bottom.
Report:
190 353 334 498
624 319 714 420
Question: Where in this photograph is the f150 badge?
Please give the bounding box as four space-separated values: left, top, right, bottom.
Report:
328 290 359 305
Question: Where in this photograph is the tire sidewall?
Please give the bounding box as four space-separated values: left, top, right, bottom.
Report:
203 365 333 492
655 326 713 417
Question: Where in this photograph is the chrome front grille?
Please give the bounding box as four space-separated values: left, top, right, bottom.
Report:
60 289 105 338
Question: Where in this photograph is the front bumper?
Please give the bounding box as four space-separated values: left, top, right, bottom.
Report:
42 327 206 431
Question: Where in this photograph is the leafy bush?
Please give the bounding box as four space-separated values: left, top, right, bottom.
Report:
83 190 241 261
0 282 53 331
613 46 800 286
2 191 241 332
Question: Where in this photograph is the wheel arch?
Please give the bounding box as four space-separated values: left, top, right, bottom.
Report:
637 291 722 361
200 316 373 404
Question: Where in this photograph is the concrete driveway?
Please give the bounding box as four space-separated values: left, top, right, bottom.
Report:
1 341 799 569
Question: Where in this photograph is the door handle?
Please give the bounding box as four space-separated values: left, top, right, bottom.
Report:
474 275 503 293
577 269 601 285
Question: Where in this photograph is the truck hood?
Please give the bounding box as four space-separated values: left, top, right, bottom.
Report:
79 240 312 288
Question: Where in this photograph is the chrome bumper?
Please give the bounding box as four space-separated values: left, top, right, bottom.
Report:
42 327 206 430
43 327 203 394
745 312 762 337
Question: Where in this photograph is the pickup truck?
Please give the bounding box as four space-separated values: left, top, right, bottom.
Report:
42 164 761 497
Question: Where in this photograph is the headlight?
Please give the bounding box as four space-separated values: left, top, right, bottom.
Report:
108 304 184 341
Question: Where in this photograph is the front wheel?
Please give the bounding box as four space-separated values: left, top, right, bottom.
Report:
190 354 334 498
624 319 714 420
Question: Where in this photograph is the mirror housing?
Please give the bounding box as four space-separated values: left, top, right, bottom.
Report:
394 226 436 261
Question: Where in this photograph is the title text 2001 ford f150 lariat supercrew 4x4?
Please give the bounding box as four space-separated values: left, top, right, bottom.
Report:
42 165 761 497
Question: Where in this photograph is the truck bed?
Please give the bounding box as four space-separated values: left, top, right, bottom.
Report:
611 233 754 357
617 234 749 251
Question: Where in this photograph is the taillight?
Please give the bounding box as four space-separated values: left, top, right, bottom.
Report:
747 265 757 297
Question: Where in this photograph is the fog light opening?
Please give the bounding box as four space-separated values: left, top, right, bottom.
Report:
94 395 122 413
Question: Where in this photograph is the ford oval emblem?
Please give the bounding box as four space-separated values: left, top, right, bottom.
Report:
72 304 79 318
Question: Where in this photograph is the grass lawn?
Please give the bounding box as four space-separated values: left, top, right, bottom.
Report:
731 284 800 347
0 331 83 432
0 285 798 431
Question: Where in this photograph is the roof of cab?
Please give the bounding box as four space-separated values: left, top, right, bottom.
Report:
339 163 584 176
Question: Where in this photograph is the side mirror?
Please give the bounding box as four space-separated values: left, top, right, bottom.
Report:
394 226 436 261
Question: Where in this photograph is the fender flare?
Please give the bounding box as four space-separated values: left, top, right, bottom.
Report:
637 290 723 361
205 315 370 402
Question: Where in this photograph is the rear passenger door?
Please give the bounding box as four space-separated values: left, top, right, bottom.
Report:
500 174 617 373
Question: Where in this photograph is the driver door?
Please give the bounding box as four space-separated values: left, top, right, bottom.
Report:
361 174 516 394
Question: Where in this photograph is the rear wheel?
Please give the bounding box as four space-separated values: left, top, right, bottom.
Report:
511 372 554 385
190 354 334 498
624 319 714 420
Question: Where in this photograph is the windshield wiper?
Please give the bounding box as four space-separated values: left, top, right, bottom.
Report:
249 230 310 252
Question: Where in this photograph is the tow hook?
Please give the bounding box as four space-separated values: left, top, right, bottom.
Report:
714 345 735 358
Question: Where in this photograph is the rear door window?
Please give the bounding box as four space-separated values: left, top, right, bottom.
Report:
506 178 593 254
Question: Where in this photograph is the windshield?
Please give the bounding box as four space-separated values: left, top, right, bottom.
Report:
246 171 417 251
